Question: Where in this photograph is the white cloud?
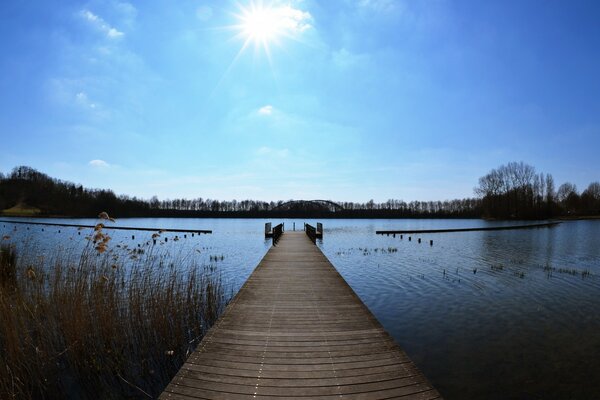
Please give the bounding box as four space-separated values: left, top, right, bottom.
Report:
277 5 313 33
258 105 274 115
89 159 110 168
80 9 124 39
75 91 98 109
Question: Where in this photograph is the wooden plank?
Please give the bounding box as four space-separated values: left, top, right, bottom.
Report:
160 232 442 399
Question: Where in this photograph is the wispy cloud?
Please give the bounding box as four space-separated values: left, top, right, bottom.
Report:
80 9 124 39
258 105 274 115
277 5 313 34
75 91 97 109
89 159 110 168
114 1 137 28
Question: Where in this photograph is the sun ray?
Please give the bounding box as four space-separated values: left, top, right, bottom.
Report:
208 1 311 98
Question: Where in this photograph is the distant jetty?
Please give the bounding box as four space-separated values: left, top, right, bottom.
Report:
376 221 560 235
0 219 211 234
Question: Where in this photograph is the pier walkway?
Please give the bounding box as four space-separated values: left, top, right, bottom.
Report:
160 231 441 399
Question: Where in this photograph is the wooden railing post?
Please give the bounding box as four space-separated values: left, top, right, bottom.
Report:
305 223 317 244
272 223 283 246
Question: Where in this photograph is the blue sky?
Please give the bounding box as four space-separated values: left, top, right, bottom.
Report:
1 0 599 201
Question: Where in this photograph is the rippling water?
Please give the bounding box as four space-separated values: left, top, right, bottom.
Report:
318 219 600 400
1 217 599 399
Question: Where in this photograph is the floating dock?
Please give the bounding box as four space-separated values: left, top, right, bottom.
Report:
160 231 441 399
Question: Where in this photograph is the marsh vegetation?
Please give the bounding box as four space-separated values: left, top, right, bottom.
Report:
0 222 225 399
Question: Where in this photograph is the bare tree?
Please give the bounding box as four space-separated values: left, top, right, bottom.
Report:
557 182 577 203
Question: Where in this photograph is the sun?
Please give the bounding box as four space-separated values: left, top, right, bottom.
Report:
231 1 311 59
240 6 281 45
235 3 285 57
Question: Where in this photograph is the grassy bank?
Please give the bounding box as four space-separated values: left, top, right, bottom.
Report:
1 203 42 217
0 230 226 399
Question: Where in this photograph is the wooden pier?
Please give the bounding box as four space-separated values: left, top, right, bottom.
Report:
0 219 212 234
376 221 560 235
160 231 441 399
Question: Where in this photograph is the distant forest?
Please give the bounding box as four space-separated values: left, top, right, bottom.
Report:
0 164 598 219
475 161 600 219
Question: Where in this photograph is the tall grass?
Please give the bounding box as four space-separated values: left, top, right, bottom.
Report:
0 229 226 399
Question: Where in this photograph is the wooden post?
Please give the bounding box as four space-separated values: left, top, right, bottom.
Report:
430 240 433 246
305 223 317 244
272 223 284 246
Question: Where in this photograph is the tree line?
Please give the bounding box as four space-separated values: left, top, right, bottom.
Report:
0 166 480 218
475 161 600 219
1 164 598 219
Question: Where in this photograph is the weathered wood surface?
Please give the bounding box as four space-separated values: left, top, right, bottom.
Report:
160 232 442 399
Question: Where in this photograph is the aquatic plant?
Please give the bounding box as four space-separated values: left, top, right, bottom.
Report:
0 243 17 289
0 226 225 399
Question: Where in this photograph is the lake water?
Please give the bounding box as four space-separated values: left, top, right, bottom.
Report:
1 217 599 399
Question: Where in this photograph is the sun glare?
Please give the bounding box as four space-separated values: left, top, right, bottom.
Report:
232 1 311 59
241 6 280 44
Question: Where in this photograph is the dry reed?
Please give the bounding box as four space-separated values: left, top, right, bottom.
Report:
0 226 225 399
